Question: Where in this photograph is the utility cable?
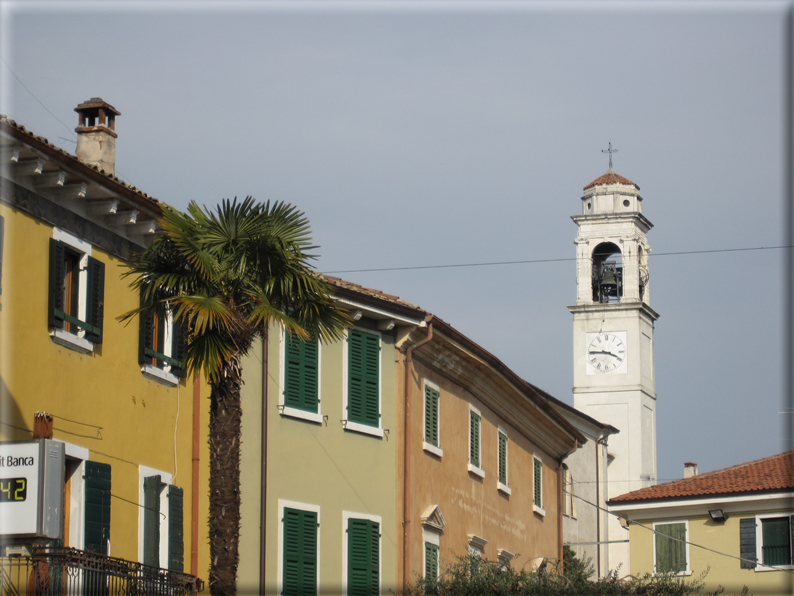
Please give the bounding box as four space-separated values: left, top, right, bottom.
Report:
325 245 793 274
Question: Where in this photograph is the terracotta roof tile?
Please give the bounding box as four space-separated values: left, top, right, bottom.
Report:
584 168 640 191
609 451 794 504
0 114 161 206
320 274 425 312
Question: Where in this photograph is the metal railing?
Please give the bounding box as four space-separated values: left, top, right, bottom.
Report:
0 546 203 596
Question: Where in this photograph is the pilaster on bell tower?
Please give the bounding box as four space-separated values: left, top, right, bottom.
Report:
569 156 660 574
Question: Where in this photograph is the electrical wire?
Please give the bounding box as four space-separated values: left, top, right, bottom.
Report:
325 245 793 275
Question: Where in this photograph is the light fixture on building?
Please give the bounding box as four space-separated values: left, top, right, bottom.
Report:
708 509 728 523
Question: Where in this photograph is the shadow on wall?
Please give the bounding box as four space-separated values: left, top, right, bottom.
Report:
0 374 33 441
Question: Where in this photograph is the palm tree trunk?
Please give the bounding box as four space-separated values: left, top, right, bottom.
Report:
208 355 243 595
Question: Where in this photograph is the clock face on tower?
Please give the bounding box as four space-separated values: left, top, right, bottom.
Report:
586 331 627 375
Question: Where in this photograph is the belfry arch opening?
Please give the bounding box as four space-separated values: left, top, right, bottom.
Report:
592 242 623 303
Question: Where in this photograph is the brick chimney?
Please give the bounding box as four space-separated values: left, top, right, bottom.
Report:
684 462 698 478
75 98 120 175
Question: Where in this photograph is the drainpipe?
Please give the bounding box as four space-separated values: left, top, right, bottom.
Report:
403 318 433 591
191 375 201 577
260 326 269 593
557 440 579 573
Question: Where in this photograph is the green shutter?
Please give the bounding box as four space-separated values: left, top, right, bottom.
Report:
139 297 154 365
761 517 791 566
48 239 66 329
533 458 542 508
425 542 439 579
143 475 161 568
469 411 480 467
168 485 184 571
285 335 319 412
655 523 687 573
739 518 757 569
498 432 507 485
84 461 111 554
170 318 188 377
424 386 439 446
85 256 104 344
348 518 379 596
283 508 317 596
348 330 379 426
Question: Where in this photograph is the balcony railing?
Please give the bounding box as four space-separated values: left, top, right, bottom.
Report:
0 545 203 596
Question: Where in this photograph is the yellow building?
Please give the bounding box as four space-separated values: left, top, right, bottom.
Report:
608 452 794 595
0 100 208 591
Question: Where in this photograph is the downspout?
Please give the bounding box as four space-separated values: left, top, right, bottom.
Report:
557 440 579 572
595 437 602 579
191 375 201 577
260 325 269 593
403 319 433 591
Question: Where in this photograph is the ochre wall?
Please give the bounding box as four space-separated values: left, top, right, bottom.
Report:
403 358 561 581
0 203 203 571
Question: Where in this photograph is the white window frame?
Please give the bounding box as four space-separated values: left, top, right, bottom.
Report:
422 379 443 457
277 499 321 596
49 228 94 353
342 511 382 596
467 404 484 478
755 512 794 572
497 425 511 495
652 519 691 576
279 329 324 424
497 549 514 570
59 441 90 550
533 453 545 516
141 308 179 386
467 534 487 558
342 327 384 438
138 465 173 568
562 464 575 518
422 527 441 579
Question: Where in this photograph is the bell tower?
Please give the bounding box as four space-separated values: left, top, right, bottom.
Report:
569 163 659 570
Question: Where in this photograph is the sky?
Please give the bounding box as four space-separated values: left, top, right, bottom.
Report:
1 0 791 486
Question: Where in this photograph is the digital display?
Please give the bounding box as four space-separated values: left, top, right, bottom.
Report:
0 477 27 502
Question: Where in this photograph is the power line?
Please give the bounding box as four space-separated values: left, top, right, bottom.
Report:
0 55 75 138
325 245 793 275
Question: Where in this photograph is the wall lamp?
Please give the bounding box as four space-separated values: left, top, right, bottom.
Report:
708 509 728 523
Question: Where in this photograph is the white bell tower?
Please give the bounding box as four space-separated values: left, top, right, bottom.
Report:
569 160 659 572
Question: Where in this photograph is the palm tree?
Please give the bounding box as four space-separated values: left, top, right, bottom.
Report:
120 197 349 594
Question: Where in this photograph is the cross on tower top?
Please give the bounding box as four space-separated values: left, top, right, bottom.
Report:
602 141 618 169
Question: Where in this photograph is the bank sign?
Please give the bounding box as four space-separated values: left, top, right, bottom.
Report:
0 441 64 539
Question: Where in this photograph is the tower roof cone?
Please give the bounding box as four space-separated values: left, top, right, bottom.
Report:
584 167 640 191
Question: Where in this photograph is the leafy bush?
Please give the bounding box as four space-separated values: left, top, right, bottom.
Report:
400 552 750 596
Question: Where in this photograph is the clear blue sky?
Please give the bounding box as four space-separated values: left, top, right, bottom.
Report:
1 0 790 485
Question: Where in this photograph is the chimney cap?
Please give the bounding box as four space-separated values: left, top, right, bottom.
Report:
684 462 698 467
75 97 121 116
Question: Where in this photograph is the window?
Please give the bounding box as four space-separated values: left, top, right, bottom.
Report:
423 381 442 457
468 407 484 477
281 505 319 595
344 328 382 437
654 521 689 575
744 514 794 570
48 231 104 352
422 525 441 580
562 465 575 517
497 549 514 570
284 333 319 412
139 467 184 571
467 535 487 559
84 460 111 555
425 542 439 580
139 306 187 385
533 455 544 515
345 514 380 596
761 518 791 566
497 427 510 494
